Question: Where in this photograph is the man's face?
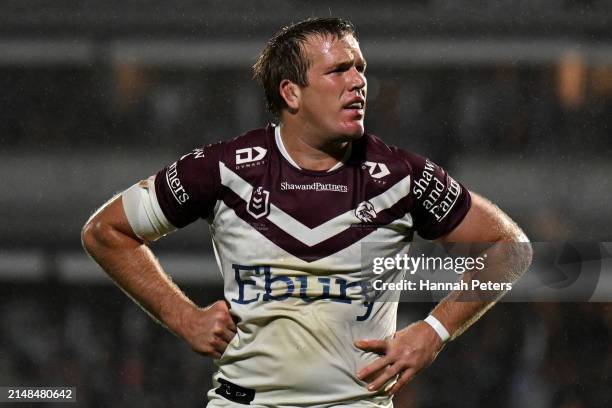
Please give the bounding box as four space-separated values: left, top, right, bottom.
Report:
297 33 367 141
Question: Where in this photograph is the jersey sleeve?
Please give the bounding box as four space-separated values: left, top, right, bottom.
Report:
404 152 472 240
154 143 223 228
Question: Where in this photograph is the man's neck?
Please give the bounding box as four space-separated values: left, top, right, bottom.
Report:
276 122 350 172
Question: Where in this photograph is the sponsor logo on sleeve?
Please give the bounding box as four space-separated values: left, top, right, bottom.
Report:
236 146 267 168
179 147 206 161
412 159 461 222
166 161 190 204
191 147 206 159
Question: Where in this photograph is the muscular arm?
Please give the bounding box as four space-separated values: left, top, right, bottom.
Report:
81 193 235 359
356 191 532 393
430 191 532 339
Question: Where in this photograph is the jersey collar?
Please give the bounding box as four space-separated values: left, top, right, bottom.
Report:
274 125 351 173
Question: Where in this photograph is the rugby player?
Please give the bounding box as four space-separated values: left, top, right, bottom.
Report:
82 17 532 407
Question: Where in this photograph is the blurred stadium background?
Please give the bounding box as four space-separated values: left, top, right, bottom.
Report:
1 1 611 407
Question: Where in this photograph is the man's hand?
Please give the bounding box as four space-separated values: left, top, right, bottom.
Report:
176 300 237 359
355 321 443 395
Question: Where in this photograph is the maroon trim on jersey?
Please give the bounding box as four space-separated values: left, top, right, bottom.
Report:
153 123 472 250
260 125 413 229
220 186 412 263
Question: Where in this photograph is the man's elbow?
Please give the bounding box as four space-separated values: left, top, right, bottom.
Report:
502 225 533 275
519 239 533 275
81 217 107 256
81 215 128 256
82 194 143 255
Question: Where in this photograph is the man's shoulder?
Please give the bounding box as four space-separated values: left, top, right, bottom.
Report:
199 125 272 167
223 125 272 148
357 132 424 174
216 125 273 171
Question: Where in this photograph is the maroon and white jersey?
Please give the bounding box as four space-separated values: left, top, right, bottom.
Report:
148 124 471 407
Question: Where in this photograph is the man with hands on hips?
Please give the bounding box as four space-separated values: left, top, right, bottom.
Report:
82 17 531 407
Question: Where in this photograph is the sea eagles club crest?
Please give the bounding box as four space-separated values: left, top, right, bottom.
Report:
355 201 377 223
247 186 270 219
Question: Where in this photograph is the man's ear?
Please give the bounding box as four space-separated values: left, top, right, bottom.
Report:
279 79 300 111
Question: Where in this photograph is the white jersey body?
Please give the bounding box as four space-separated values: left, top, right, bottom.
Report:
127 124 471 407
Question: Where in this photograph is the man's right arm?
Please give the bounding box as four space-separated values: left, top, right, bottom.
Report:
81 193 235 359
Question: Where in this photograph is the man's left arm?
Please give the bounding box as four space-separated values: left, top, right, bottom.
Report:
355 191 533 394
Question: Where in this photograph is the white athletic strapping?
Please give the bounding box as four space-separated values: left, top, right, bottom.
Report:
122 176 176 241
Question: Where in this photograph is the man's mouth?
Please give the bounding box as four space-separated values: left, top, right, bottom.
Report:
343 98 365 111
344 102 364 109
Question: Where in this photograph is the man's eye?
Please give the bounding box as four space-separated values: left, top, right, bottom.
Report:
332 66 349 73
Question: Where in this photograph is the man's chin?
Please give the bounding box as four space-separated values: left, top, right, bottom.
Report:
320 121 364 143
337 121 365 139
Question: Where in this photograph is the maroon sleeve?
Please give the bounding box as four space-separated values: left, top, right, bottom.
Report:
404 152 472 240
154 143 223 228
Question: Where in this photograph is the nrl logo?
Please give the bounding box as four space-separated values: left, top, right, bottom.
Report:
247 186 270 219
355 201 377 223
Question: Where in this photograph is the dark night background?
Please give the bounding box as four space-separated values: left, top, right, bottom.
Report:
0 1 611 407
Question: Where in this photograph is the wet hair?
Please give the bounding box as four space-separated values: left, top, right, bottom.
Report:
252 17 356 117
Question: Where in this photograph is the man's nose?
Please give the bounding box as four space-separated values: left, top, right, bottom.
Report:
349 68 366 92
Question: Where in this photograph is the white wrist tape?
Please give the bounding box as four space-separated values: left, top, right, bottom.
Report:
122 176 176 242
424 315 450 343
